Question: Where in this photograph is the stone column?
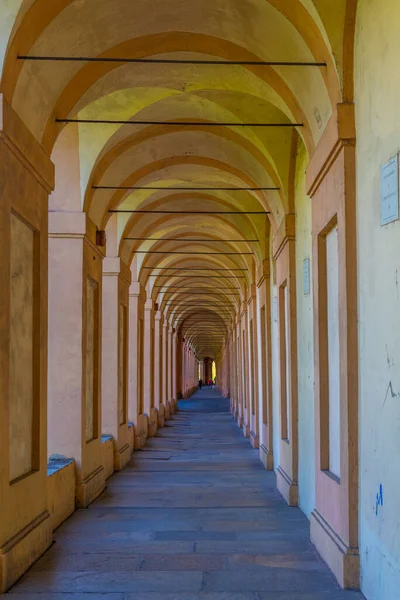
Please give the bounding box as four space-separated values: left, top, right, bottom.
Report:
186 348 191 396
168 326 174 412
256 259 274 471
0 96 54 592
101 257 131 470
128 280 147 448
228 333 236 415
154 311 165 427
162 320 170 419
143 299 157 436
176 330 183 399
248 285 260 449
307 104 359 588
241 301 250 439
235 319 243 427
183 344 187 397
172 330 178 411
273 214 298 507
48 211 106 507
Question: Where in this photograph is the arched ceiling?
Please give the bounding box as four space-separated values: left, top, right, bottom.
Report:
0 0 353 359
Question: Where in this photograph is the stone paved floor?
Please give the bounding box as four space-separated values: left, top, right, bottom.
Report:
7 388 365 599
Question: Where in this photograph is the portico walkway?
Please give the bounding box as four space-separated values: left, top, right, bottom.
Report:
8 389 364 599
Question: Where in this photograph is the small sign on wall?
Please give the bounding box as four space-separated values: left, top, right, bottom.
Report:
303 258 311 295
381 154 399 225
273 296 278 322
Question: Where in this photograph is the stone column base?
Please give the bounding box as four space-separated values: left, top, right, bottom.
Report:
242 422 250 438
114 442 132 471
148 408 158 437
250 431 259 448
310 510 360 589
259 444 274 471
277 466 298 507
76 465 105 508
0 510 52 593
157 403 165 428
164 402 171 420
128 423 135 451
134 414 148 449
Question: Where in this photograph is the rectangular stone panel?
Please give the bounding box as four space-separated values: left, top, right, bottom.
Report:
284 285 291 442
326 225 340 478
9 212 36 482
279 282 290 441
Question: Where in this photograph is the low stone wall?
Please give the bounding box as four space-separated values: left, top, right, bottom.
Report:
47 459 75 531
128 422 135 451
101 435 114 480
46 412 176 541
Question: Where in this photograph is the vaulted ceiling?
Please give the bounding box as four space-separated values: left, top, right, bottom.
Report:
0 0 354 358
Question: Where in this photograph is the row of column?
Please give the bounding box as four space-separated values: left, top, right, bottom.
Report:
217 104 358 590
182 343 198 398
48 214 186 506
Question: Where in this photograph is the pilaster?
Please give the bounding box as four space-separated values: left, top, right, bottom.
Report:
128 280 147 449
154 311 165 427
0 95 54 591
162 320 170 419
273 213 298 507
247 284 260 449
307 103 359 589
256 259 274 471
144 299 157 436
101 256 131 471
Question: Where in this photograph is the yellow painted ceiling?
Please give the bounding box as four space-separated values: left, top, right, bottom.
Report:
0 0 352 358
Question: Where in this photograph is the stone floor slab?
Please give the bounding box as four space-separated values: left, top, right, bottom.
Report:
5 389 364 599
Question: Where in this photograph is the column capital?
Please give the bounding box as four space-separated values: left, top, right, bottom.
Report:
144 299 155 312
256 259 270 288
103 256 121 276
0 94 54 192
48 210 86 239
306 102 355 198
247 283 257 305
273 213 295 261
129 281 146 302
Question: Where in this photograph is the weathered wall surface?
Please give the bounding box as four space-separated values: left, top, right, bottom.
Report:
9 212 35 482
294 141 315 519
355 2 400 598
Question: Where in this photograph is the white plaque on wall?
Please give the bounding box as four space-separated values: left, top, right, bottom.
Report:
273 296 278 322
303 258 310 295
381 155 399 225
